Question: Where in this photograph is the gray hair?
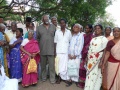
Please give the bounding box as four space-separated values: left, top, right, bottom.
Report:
0 23 6 28
42 15 50 21
75 23 82 28
11 22 17 26
51 16 57 20
28 30 34 34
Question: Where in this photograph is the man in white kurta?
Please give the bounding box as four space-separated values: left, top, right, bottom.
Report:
54 21 72 81
68 24 84 82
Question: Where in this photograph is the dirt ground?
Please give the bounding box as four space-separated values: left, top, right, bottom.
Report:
19 80 84 90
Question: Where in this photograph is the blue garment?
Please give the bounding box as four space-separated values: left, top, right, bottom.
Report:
0 32 4 66
9 37 23 79
24 31 36 39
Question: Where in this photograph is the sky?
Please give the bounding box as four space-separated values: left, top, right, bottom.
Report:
106 0 120 26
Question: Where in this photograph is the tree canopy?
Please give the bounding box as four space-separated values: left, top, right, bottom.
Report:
0 0 113 26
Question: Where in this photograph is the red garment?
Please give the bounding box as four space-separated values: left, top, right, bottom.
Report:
21 39 40 87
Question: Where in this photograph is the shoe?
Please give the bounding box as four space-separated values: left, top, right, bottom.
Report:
66 82 72 87
42 79 47 82
56 77 61 84
51 81 56 84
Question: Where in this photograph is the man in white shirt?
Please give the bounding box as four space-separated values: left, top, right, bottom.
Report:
5 22 17 41
67 23 84 87
54 18 72 84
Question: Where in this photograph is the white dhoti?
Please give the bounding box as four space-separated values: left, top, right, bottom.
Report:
57 53 68 80
0 66 18 90
67 58 81 82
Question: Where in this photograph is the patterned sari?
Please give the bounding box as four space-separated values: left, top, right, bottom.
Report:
84 36 108 90
107 40 120 90
9 37 23 81
0 32 4 66
21 39 40 87
79 33 93 88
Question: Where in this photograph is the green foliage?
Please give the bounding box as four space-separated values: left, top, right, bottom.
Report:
0 0 113 27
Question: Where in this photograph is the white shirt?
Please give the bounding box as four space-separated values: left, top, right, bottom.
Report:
69 32 84 59
54 29 72 54
21 38 29 46
5 30 16 41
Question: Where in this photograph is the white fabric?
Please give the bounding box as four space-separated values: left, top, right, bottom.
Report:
69 32 84 59
0 66 18 90
21 38 29 46
67 59 80 82
57 54 68 80
88 36 108 54
67 60 79 77
9 37 17 45
84 36 108 90
5 30 16 41
54 29 72 54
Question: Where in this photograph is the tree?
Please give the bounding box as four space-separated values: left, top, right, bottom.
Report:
95 13 116 28
0 0 112 26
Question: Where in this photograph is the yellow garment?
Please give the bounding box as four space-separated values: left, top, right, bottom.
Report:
3 33 9 77
3 48 9 76
27 58 37 74
55 57 59 75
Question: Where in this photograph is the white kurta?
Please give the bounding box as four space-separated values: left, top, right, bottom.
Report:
68 32 84 82
0 66 18 90
54 29 71 80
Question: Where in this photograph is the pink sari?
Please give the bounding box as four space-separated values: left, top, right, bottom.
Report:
107 40 120 90
21 39 40 87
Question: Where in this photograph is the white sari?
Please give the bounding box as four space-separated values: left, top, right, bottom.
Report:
0 65 18 90
84 36 108 90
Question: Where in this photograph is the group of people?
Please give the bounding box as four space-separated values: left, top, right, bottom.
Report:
0 14 120 90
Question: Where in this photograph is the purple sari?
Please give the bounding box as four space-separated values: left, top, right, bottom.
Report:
79 33 93 88
9 37 23 80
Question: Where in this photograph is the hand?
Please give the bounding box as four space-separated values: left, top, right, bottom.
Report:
68 54 73 59
0 41 4 46
32 53 37 58
73 55 77 59
98 62 102 68
27 53 32 57
101 65 105 74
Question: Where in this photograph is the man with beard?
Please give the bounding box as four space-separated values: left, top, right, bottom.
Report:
36 15 56 83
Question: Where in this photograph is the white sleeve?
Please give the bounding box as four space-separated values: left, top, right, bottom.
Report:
21 39 29 46
9 38 15 45
54 31 58 43
75 34 84 56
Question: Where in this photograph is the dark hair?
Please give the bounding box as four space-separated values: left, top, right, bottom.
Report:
59 18 67 24
94 24 103 30
26 17 32 22
17 28 23 36
105 27 111 31
86 24 93 29
113 27 120 31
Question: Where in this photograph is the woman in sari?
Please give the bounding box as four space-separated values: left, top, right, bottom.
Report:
0 63 18 90
9 28 23 82
105 27 114 41
102 27 120 90
84 24 108 90
79 24 93 88
20 30 40 87
0 23 10 76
